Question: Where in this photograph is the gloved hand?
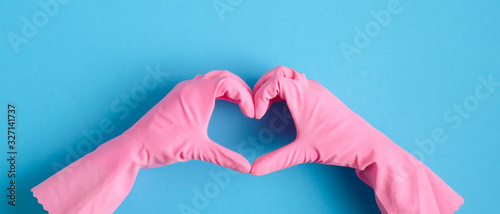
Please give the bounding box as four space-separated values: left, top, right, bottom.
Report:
32 70 255 214
251 66 464 214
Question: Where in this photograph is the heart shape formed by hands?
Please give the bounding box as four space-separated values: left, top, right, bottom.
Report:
161 65 392 178
121 65 365 177
32 66 464 214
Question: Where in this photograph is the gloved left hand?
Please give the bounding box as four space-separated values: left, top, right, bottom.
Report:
250 66 463 214
32 70 255 214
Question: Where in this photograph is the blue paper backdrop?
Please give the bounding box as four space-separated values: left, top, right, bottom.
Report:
1 0 499 213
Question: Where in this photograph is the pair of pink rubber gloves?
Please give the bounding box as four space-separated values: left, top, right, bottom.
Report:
32 66 463 213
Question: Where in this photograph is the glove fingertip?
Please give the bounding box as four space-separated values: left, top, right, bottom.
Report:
227 156 251 173
239 95 255 119
250 166 268 176
254 99 269 120
250 156 276 176
238 162 252 174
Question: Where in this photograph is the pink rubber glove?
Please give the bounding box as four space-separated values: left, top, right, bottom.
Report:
251 66 464 214
32 70 254 214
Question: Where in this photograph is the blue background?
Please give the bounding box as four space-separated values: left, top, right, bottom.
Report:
1 0 499 213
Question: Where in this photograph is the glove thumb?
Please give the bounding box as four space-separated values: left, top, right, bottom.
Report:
251 141 317 176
